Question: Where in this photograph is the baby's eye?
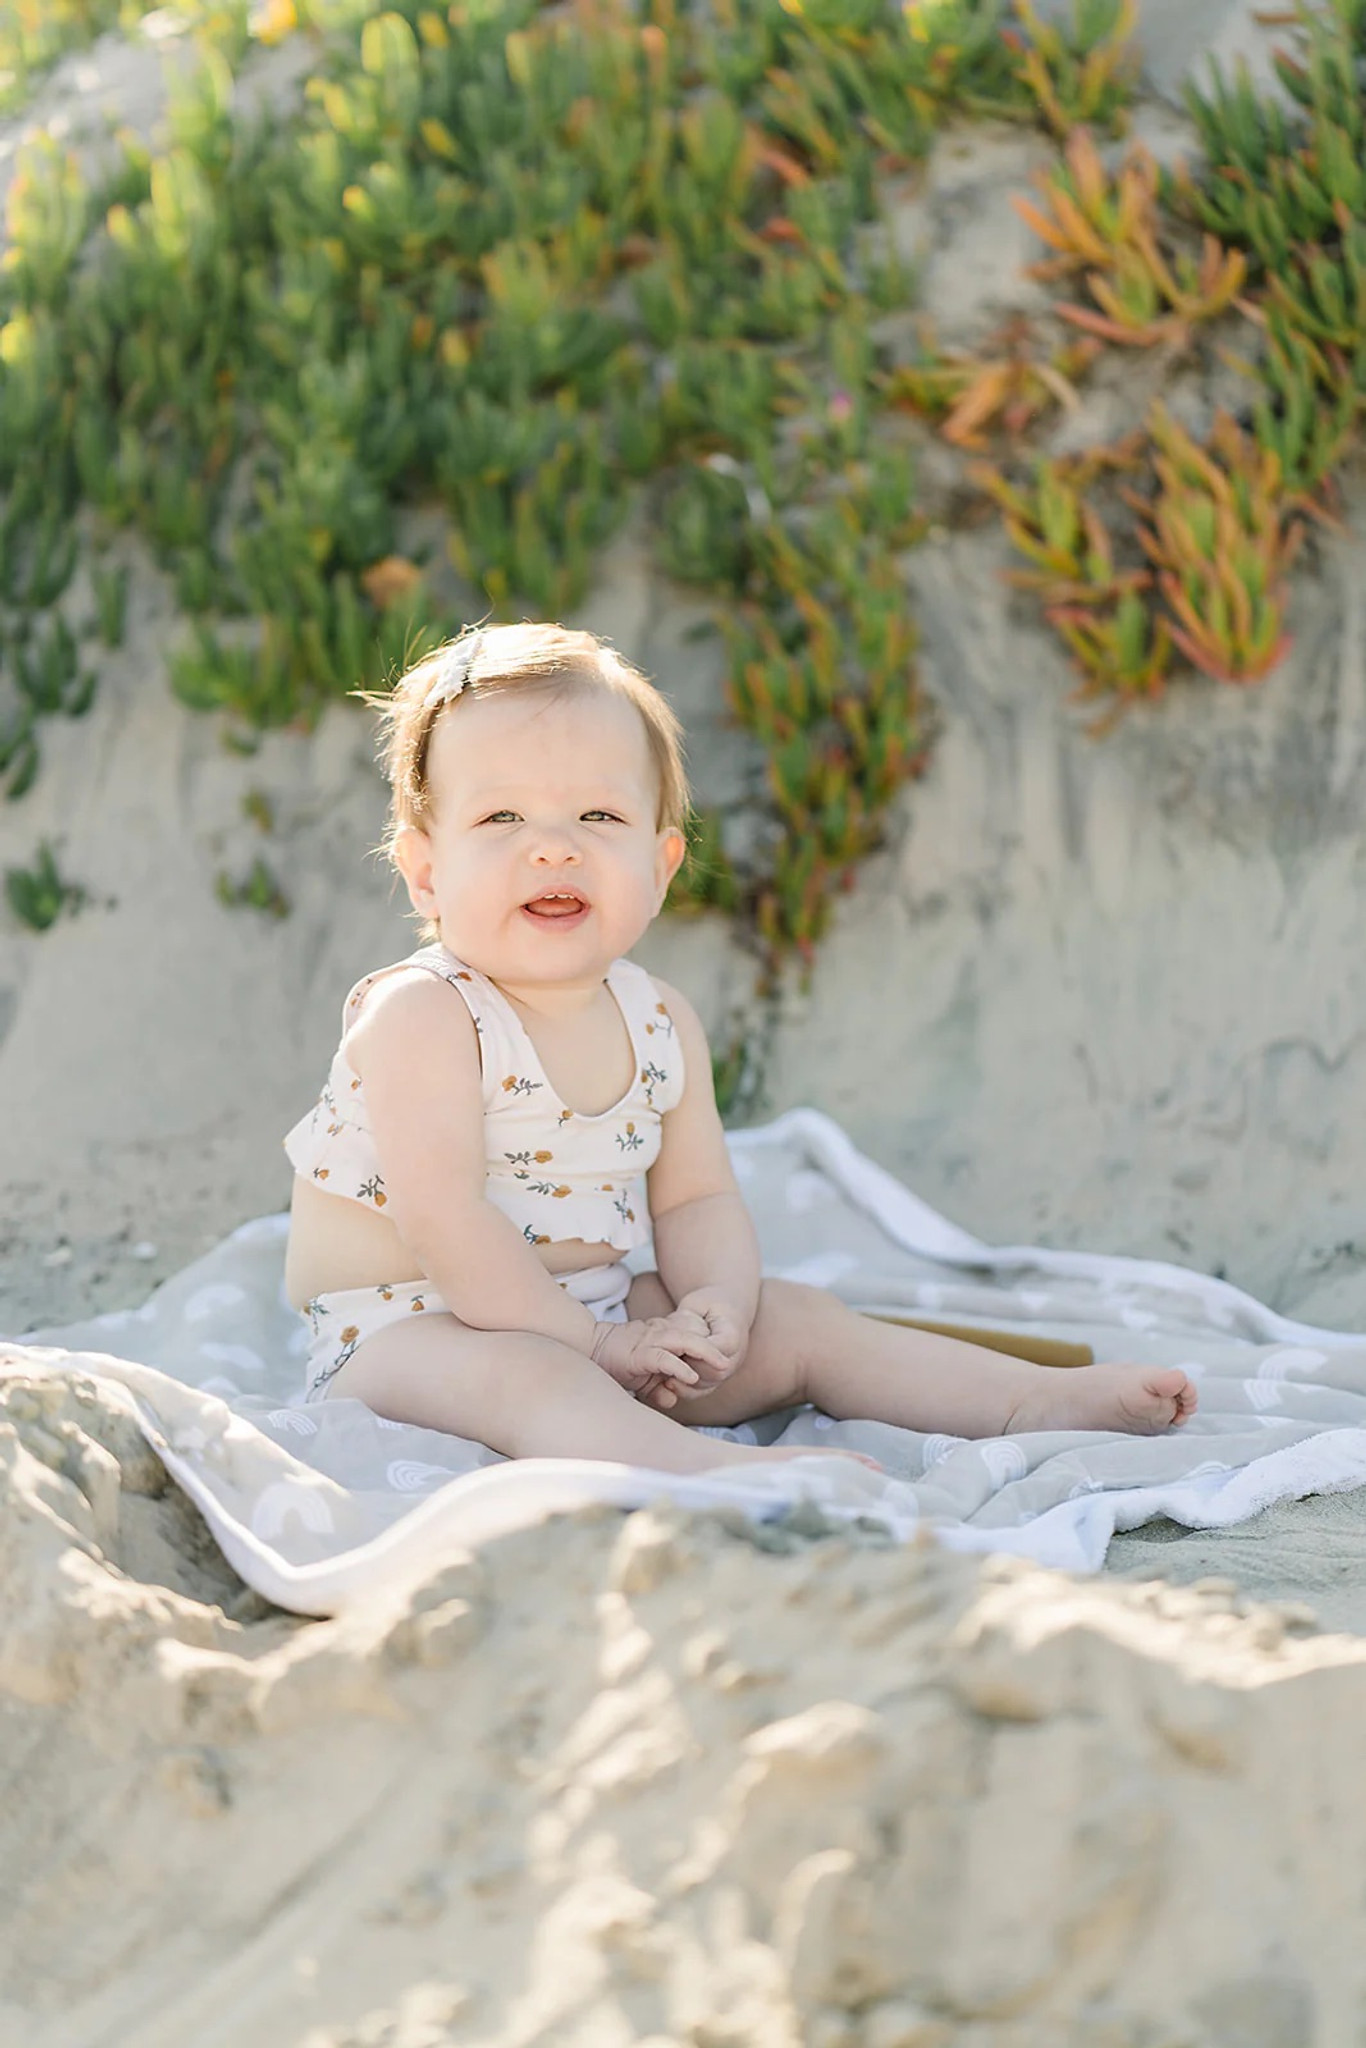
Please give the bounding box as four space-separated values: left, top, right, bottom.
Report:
480 809 520 824
582 809 623 823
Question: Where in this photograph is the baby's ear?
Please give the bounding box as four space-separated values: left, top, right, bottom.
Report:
392 824 436 916
655 826 687 901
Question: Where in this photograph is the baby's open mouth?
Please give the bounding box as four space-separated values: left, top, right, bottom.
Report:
522 890 589 921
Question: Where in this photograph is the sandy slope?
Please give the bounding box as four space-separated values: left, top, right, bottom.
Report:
6 12 1366 2042
3 1364 1366 2048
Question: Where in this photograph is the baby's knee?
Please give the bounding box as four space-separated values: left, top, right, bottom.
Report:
757 1278 842 1346
753 1279 844 1396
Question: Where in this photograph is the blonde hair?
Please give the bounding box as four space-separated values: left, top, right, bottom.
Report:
359 621 691 938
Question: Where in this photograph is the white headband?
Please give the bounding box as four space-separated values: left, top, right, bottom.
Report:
422 632 483 712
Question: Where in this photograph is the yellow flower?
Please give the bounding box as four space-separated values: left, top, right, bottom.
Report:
254 0 299 48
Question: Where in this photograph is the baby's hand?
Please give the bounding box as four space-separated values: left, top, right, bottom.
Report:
591 1313 730 1404
673 1288 750 1377
631 1297 750 1412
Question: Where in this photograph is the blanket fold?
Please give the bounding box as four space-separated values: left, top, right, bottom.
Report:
4 1108 1365 1616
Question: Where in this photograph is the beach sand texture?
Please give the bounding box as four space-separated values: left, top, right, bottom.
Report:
5 5 1366 2039
5 1365 1366 2048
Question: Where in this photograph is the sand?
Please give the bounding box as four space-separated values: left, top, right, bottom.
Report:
7 7 1366 2040
5 1362 1366 2048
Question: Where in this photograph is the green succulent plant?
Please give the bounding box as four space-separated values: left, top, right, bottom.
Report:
4 840 84 930
0 0 1152 972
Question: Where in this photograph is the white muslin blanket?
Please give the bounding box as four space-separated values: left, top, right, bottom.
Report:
5 1109 1366 1617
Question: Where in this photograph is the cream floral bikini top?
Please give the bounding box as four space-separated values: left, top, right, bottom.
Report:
282 945 686 1255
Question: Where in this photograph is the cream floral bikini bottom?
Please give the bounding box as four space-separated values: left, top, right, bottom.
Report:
299 1260 634 1405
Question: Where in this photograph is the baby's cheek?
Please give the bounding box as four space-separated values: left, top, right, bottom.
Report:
626 864 663 913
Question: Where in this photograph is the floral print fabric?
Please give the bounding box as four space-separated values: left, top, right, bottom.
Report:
298 1260 633 1403
283 946 685 1255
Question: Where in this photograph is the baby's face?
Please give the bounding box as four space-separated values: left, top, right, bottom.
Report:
398 685 685 989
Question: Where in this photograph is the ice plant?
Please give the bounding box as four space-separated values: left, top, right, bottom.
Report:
668 809 741 918
1235 307 1361 502
1127 226 1247 326
1002 0 1138 139
885 319 1097 448
1013 126 1156 276
974 447 1167 705
3 840 84 931
1263 202 1366 353
712 471 928 976
0 0 1350 979
973 446 1145 601
1045 587 1173 712
1015 130 1247 345
1131 404 1303 684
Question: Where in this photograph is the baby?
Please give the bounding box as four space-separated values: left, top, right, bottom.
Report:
282 622 1197 1472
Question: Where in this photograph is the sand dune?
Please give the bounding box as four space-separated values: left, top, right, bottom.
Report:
3 1364 1365 2046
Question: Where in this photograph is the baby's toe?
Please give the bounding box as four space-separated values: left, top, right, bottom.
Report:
1150 1368 1196 1427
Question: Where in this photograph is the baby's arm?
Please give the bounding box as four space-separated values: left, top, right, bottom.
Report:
646 981 762 1375
349 975 720 1388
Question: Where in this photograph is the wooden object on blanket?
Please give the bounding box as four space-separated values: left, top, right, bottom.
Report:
865 1313 1094 1369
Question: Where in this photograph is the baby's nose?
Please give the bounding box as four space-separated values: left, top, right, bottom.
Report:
531 829 581 862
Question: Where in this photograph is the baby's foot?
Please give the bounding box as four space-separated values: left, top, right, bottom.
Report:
1007 1363 1197 1437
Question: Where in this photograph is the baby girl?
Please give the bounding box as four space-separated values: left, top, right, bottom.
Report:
282 622 1196 1471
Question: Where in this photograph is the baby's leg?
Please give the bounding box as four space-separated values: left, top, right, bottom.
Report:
628 1276 1195 1436
321 1309 866 1474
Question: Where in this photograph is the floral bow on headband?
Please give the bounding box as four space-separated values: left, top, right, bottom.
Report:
422 631 483 711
